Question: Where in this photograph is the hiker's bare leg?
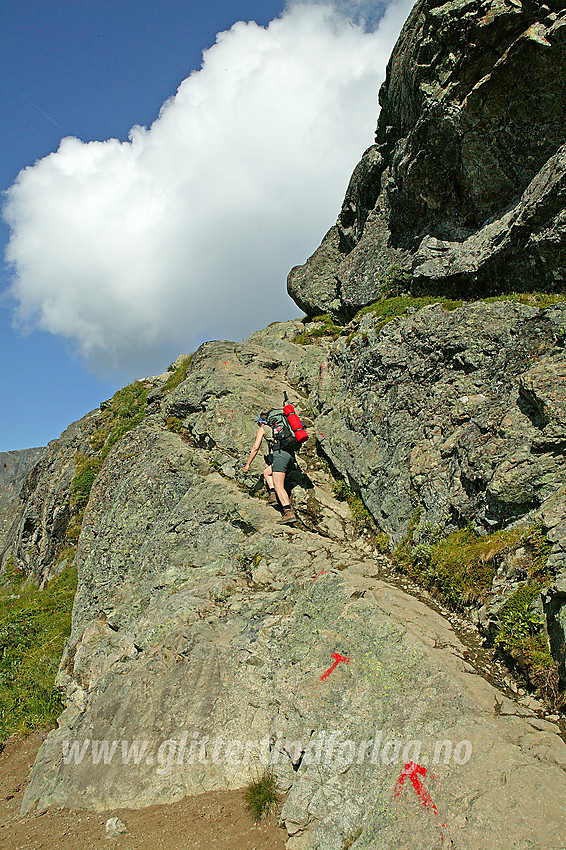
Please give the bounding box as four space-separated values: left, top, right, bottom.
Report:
263 466 274 489
272 471 289 507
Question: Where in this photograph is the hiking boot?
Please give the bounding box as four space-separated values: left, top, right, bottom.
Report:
277 507 296 524
267 491 278 506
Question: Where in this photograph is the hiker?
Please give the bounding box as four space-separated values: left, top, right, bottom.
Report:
243 412 297 524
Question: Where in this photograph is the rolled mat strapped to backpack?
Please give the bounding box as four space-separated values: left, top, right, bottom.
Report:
283 396 308 445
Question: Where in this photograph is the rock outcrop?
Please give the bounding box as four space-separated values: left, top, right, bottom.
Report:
15 318 566 848
311 300 566 543
308 298 566 682
288 0 566 317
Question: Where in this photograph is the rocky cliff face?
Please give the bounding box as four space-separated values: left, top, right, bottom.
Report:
288 0 566 317
307 298 566 681
312 299 566 561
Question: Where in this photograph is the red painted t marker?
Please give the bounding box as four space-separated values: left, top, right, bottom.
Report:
320 652 350 681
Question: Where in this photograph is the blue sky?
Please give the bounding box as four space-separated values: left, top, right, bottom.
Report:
0 0 286 452
1 0 411 453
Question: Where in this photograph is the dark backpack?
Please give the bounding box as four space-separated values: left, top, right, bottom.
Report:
266 409 295 449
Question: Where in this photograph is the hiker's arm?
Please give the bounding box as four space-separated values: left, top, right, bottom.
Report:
243 426 264 473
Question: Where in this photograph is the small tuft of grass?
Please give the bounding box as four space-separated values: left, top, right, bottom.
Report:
374 530 391 555
165 415 186 434
244 770 282 822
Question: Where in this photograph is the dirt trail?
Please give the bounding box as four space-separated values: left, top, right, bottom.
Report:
0 731 286 849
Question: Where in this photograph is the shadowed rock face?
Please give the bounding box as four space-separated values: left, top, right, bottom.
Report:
311 301 566 544
288 0 566 317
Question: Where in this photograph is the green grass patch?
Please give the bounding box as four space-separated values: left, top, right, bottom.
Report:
393 519 561 706
69 453 102 511
393 522 541 608
494 582 562 709
0 559 77 745
348 291 566 346
244 770 282 822
90 381 149 461
522 524 553 584
495 584 548 659
299 292 565 349
162 357 192 393
67 380 149 541
293 314 344 344
354 295 463 333
483 291 566 308
310 314 343 338
301 290 565 349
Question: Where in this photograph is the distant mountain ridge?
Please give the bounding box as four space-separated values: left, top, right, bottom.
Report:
0 448 44 550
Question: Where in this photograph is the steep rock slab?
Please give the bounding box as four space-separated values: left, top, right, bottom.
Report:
288 0 566 316
277 573 566 849
19 325 566 848
19 326 358 812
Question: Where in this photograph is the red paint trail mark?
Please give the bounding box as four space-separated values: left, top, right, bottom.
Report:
223 361 228 366
394 762 437 814
394 762 446 836
318 431 326 439
320 652 350 681
310 570 328 585
229 410 235 420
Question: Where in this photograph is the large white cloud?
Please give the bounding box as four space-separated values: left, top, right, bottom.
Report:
3 0 413 376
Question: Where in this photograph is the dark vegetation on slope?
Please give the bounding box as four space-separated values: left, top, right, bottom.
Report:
0 557 77 748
